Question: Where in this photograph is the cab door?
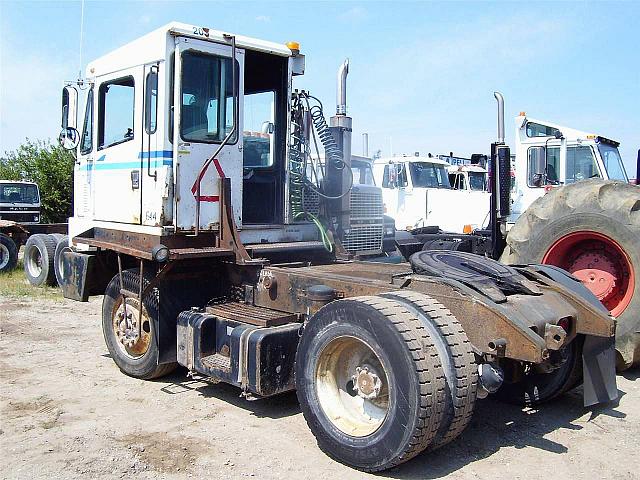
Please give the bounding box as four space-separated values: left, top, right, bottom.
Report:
75 86 95 218
173 36 244 231
92 68 144 224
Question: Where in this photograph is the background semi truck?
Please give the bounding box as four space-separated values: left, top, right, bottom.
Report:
372 154 490 232
55 22 617 472
397 93 640 370
0 180 67 276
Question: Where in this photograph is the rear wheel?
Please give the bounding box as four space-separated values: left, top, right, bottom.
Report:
0 234 18 272
53 235 70 286
23 234 57 286
295 296 446 472
382 291 478 450
102 269 176 379
502 180 640 369
496 337 583 406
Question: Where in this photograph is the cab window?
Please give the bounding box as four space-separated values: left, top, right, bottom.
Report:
527 146 560 187
565 146 599 184
98 76 135 149
526 122 561 138
180 51 237 144
243 91 274 168
80 87 94 154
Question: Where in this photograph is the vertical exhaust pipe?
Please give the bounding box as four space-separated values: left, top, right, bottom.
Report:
362 133 369 157
336 59 349 115
494 91 505 144
330 59 353 246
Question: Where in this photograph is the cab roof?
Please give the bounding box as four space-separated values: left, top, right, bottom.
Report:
373 156 450 166
86 22 294 77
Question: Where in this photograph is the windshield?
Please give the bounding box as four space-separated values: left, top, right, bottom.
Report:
0 183 40 204
409 162 451 188
598 144 628 182
468 171 487 191
351 160 375 185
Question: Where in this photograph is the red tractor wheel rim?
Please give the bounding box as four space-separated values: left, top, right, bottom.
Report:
543 231 634 317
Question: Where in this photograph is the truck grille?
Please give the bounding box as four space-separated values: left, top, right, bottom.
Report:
350 189 384 219
343 224 384 255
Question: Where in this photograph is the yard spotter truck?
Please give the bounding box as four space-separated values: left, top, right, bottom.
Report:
397 93 640 371
57 23 617 472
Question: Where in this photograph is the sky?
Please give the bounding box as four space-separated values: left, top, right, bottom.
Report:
1 0 638 175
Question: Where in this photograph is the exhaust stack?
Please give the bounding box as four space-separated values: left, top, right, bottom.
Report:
362 133 369 157
336 59 349 115
494 91 505 144
328 59 353 245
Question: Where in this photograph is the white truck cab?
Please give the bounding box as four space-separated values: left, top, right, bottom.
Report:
0 181 41 224
510 114 629 221
372 155 489 232
447 164 488 192
63 22 319 246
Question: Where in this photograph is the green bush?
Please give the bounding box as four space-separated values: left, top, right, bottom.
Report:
0 139 74 223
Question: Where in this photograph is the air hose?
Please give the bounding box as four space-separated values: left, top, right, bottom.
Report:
288 91 353 251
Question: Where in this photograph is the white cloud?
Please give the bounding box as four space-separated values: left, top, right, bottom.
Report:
255 15 271 23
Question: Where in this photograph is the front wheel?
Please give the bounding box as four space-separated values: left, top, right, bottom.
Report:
295 296 446 472
102 269 175 379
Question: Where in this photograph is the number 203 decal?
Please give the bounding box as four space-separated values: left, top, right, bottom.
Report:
193 26 210 37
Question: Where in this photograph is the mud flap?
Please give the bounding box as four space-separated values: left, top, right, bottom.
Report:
60 251 111 301
582 335 618 407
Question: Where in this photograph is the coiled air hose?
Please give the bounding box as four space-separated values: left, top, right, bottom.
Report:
288 92 353 251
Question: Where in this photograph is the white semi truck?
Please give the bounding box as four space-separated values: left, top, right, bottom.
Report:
55 23 618 472
372 155 490 232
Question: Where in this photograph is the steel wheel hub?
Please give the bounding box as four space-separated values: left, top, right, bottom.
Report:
315 335 390 437
543 231 635 317
112 298 151 358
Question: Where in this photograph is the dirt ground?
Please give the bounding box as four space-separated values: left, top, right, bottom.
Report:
1 293 639 480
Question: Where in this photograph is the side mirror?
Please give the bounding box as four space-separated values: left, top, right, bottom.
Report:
61 85 79 130
58 127 80 150
261 121 275 135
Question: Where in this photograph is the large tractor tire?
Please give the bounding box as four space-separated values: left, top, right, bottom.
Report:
0 233 19 272
501 180 640 370
23 233 57 286
381 291 478 450
295 296 446 472
102 269 176 380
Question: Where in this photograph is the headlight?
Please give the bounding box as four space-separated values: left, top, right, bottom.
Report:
34 215 39 222
152 244 170 262
385 227 395 236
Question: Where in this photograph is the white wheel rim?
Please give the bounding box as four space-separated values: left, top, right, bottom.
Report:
26 245 43 278
0 244 9 270
315 335 390 437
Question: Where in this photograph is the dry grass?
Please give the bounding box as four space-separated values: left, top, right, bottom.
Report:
0 261 63 300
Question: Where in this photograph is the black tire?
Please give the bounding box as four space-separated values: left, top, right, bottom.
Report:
0 233 19 272
102 269 176 380
382 291 478 450
49 233 66 244
53 235 70 286
501 180 640 369
295 296 446 472
496 336 584 406
23 233 57 286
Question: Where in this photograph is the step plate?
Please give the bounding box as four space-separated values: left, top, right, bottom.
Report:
206 302 297 327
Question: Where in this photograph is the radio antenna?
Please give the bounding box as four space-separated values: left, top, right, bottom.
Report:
78 0 85 82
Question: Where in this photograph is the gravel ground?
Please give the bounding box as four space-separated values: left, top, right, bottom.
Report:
1 294 639 480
